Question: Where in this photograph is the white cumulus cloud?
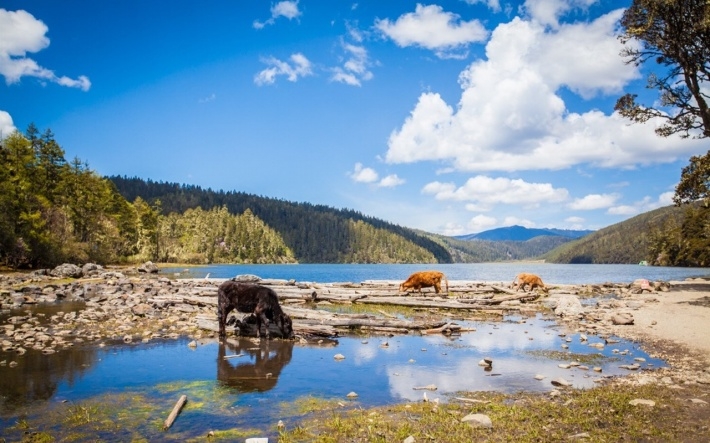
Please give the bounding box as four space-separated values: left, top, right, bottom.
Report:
569 193 619 210
254 1 302 29
0 110 17 137
378 174 405 188
384 8 707 173
350 163 379 183
254 53 313 85
0 8 90 90
375 4 488 58
422 176 569 210
331 39 373 87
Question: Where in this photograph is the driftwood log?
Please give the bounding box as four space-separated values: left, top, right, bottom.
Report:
192 279 554 338
163 395 187 430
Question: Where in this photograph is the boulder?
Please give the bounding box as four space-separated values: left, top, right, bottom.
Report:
611 313 634 325
138 261 159 274
232 274 261 282
82 263 104 276
50 263 83 278
554 295 584 317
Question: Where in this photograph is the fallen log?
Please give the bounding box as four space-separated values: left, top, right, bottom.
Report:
163 394 187 430
355 296 522 311
457 292 542 305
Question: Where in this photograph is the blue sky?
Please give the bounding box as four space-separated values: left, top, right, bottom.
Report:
1 1 707 236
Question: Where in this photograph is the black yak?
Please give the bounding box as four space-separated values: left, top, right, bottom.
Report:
217 281 294 339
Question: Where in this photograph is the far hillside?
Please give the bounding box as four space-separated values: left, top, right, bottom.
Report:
455 225 593 241
542 205 688 264
422 231 574 263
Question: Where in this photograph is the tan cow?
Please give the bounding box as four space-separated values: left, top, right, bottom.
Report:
399 271 449 295
511 273 548 293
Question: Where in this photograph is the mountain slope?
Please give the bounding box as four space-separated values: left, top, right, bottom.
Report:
109 176 453 264
542 205 686 264
455 225 593 241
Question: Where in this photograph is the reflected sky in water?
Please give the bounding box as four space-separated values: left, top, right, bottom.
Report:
1 313 663 437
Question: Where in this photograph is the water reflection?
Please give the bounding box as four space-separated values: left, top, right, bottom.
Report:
0 345 98 415
217 338 294 392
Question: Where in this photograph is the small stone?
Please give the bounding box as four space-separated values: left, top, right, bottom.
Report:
629 399 655 407
551 377 572 387
346 391 358 398
558 363 571 369
187 340 197 348
568 432 591 439
334 353 345 360
403 436 415 443
461 413 492 429
690 398 708 405
534 374 546 380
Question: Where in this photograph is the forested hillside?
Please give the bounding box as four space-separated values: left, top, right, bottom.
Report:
455 226 592 241
541 205 696 265
109 176 450 264
426 233 573 262
0 126 444 268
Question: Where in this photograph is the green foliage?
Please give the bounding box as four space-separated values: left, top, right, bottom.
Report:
616 0 710 139
109 176 452 264
0 127 150 268
156 206 296 264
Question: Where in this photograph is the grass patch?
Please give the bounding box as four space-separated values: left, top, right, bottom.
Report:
277 382 700 442
280 395 348 416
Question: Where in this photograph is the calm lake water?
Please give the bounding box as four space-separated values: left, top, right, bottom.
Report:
164 262 710 285
1 263 705 441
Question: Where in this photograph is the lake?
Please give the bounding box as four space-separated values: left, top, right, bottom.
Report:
1 262 706 441
164 262 710 285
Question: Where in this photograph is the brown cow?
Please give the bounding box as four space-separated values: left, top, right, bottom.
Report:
399 271 449 294
511 273 548 293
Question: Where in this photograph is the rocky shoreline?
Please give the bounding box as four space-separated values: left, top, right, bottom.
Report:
1 262 709 388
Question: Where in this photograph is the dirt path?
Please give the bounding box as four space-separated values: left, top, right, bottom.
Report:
606 280 710 372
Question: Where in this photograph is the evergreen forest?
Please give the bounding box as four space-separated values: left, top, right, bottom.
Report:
2 125 708 269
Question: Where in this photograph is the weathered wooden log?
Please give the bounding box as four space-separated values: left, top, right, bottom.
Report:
457 292 542 305
354 296 521 311
163 394 187 430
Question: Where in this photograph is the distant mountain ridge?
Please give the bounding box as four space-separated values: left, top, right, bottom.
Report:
455 225 593 242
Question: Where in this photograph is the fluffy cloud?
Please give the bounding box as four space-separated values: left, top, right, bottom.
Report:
422 175 569 210
330 39 373 86
254 1 302 29
463 0 502 13
384 8 707 173
375 4 488 58
350 164 405 188
0 9 90 90
0 110 16 137
254 53 313 85
522 0 597 28
568 193 619 210
350 163 379 183
378 174 405 188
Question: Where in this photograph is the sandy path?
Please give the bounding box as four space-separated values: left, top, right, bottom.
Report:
610 281 710 368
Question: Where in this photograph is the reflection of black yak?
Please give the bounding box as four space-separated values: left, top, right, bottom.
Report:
217 281 293 340
217 338 294 392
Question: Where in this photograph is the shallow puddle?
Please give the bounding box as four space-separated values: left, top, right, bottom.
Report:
0 312 664 441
